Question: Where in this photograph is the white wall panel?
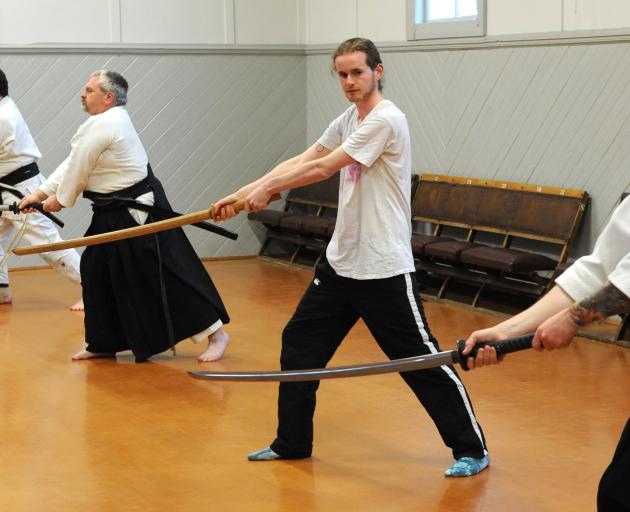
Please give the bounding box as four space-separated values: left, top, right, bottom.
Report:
305 0 357 44
121 0 227 44
564 0 630 32
0 0 303 45
357 0 406 42
234 0 301 44
487 0 562 35
0 0 112 44
7 0 630 47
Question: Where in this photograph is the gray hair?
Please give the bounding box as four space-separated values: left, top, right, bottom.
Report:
90 70 128 106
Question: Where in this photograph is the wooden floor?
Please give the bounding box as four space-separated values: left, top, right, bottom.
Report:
1 258 628 512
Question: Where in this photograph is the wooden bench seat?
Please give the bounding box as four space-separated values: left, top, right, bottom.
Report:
412 173 589 306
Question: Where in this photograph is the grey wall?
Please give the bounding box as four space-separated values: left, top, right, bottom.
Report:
308 41 630 257
0 49 306 267
2 38 630 270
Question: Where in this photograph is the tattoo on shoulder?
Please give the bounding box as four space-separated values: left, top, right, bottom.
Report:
315 144 325 153
569 283 630 326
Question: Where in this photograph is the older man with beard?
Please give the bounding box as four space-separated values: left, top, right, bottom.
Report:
21 70 230 363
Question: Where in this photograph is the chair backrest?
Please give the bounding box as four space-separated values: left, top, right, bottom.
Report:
412 174 588 244
287 173 340 208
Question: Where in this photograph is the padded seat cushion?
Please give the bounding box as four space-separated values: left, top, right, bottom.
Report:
411 234 455 256
460 246 557 273
277 214 306 232
276 214 335 237
298 216 336 237
248 210 293 227
424 241 482 262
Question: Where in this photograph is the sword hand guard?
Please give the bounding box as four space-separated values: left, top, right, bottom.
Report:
456 334 534 371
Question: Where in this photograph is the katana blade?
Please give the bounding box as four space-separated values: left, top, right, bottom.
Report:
189 334 534 382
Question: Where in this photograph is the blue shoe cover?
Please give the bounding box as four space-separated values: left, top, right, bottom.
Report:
247 447 282 461
444 455 490 477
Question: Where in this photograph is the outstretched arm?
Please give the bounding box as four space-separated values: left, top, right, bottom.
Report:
214 143 343 220
534 281 630 350
244 146 352 212
462 283 630 369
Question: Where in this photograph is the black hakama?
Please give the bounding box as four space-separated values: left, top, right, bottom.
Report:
80 167 229 362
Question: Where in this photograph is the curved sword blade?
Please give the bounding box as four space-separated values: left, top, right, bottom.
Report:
188 335 535 382
189 351 456 382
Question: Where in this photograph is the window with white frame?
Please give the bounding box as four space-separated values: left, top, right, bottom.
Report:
407 0 486 40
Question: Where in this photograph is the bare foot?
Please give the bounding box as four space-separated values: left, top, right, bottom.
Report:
72 349 115 360
0 288 12 305
198 328 229 362
69 299 84 311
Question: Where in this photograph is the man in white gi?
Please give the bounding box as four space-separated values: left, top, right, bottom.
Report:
0 69 82 309
213 38 489 477
462 196 630 510
20 70 230 363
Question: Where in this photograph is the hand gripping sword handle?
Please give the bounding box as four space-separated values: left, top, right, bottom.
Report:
455 334 534 371
2 201 65 228
210 193 282 220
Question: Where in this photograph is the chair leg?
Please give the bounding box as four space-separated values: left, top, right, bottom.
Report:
437 276 451 299
472 283 486 307
615 313 630 341
289 244 303 264
313 245 326 268
258 237 272 256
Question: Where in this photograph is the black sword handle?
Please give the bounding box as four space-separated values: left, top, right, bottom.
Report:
454 334 534 371
15 201 65 228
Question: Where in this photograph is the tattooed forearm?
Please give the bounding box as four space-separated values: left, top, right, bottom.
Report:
569 282 630 327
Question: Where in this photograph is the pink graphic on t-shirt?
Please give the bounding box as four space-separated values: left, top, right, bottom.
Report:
345 162 361 184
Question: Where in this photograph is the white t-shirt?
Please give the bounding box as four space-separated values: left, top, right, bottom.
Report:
318 99 415 280
0 96 41 178
40 106 149 207
556 195 630 300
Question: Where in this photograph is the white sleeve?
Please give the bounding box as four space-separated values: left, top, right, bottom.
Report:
55 118 113 207
609 252 630 298
38 157 70 197
341 114 392 167
556 196 630 300
556 253 612 301
318 113 345 151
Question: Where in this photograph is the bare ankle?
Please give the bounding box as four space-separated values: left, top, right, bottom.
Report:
198 329 229 362
72 349 115 360
0 285 12 304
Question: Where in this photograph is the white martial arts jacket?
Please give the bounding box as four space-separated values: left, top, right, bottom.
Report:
40 106 148 207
